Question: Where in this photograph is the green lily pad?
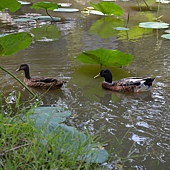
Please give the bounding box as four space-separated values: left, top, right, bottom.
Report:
161 34 170 39
30 2 61 10
31 25 61 41
0 32 32 56
114 27 129 31
53 8 79 12
74 48 133 67
90 1 123 16
139 22 169 29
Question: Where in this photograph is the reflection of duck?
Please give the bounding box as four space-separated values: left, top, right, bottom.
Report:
16 64 65 90
94 69 155 92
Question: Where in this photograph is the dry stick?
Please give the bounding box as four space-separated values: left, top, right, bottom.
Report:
0 143 30 156
0 65 36 97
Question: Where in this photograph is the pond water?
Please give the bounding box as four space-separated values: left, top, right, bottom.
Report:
0 0 170 169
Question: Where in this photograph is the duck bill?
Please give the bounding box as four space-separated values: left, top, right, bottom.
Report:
94 73 100 79
16 68 20 72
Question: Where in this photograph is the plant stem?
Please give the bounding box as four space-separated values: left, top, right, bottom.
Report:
0 65 36 97
45 9 54 21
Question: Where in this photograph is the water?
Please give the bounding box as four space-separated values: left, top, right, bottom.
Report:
0 0 170 169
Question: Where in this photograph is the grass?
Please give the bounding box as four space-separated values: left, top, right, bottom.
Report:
0 93 104 170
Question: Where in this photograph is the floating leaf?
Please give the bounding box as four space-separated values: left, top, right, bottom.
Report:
0 32 32 56
30 2 61 10
164 30 170 33
14 18 33 22
0 0 21 12
161 34 170 39
114 27 129 31
53 8 79 12
18 1 31 5
31 25 61 41
139 22 169 29
57 3 72 7
33 16 61 21
74 48 133 67
90 1 123 16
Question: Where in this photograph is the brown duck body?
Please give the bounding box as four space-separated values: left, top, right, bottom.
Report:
95 69 155 93
16 64 65 90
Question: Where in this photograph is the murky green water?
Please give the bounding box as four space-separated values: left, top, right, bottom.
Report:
0 0 170 169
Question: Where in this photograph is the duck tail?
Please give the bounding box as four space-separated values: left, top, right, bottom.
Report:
144 78 155 86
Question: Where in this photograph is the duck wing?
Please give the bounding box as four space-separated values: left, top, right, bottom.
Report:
31 77 58 83
116 77 155 87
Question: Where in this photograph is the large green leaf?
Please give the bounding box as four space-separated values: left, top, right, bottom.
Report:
0 32 32 56
30 2 61 10
0 0 21 12
74 48 133 67
49 123 108 163
90 1 123 16
28 106 108 164
29 106 71 127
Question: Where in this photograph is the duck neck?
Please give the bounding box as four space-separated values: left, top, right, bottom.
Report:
24 68 31 79
105 75 112 83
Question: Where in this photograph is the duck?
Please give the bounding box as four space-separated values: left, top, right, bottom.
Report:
94 69 155 92
16 64 65 90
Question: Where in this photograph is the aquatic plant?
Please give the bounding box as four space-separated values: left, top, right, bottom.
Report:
30 2 61 21
90 1 123 16
74 48 134 67
0 0 21 12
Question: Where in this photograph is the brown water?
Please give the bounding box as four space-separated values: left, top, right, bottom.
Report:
0 0 170 169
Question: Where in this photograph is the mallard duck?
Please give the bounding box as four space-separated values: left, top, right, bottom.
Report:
94 69 155 92
16 64 65 90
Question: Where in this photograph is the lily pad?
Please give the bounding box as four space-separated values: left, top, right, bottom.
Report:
53 8 79 12
161 34 170 39
14 18 34 22
164 30 170 33
114 27 129 31
18 1 31 5
0 32 32 56
57 3 72 7
90 1 123 16
33 16 61 21
74 48 133 67
139 22 169 29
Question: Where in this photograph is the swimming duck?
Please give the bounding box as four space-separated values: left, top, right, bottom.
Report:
16 64 65 90
94 69 155 92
